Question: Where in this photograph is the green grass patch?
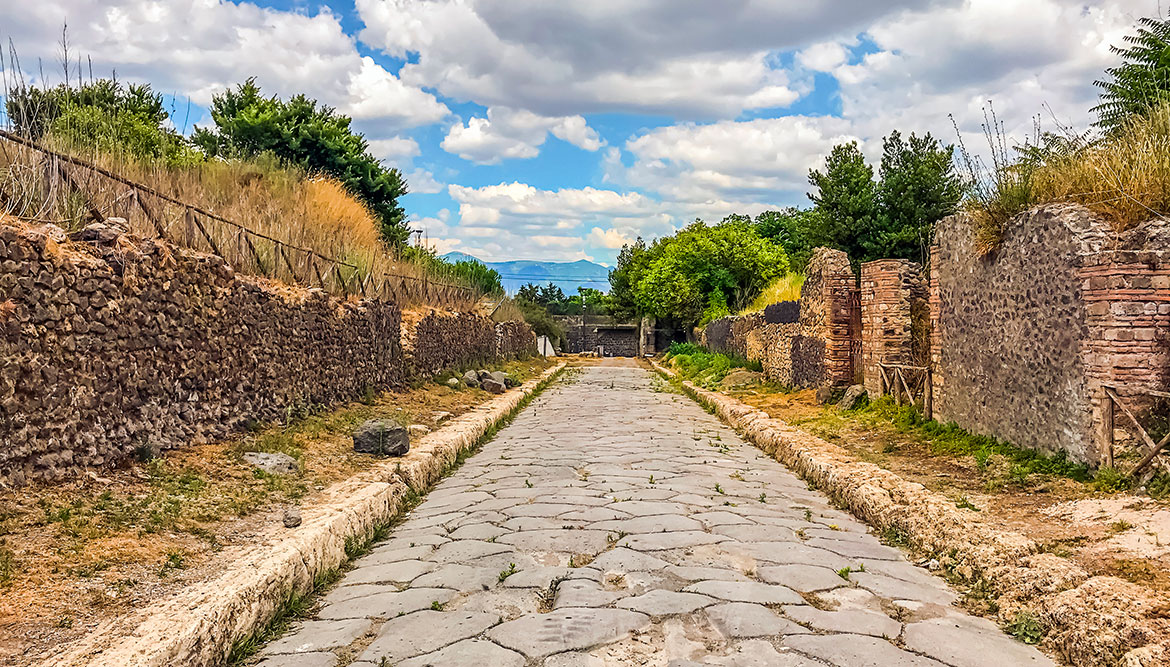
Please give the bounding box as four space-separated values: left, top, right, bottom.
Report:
664 342 762 390
818 396 1095 486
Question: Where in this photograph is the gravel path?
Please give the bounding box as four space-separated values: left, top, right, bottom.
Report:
255 363 1054 666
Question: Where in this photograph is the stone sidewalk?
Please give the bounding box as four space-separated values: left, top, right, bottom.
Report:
255 365 1054 666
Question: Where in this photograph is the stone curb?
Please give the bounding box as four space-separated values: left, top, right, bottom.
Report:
40 363 567 667
651 361 1168 667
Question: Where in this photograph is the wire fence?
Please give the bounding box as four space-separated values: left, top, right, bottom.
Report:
0 128 480 309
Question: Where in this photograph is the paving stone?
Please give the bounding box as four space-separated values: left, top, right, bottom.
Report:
259 366 1051 667
255 653 338 667
671 639 822 666
261 619 369 655
318 587 456 620
412 564 500 592
429 540 512 563
554 579 629 608
783 634 947 667
496 528 612 553
902 617 1058 667
397 638 526 667
588 547 672 572
619 531 726 551
683 580 804 605
498 565 576 588
446 523 508 540
664 565 751 582
757 564 848 592
806 537 904 561
616 590 716 616
342 559 436 585
783 604 901 638
357 610 500 663
706 602 805 638
851 572 958 606
590 514 705 534
486 607 651 658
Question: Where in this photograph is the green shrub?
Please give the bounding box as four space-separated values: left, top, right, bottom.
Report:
665 343 761 389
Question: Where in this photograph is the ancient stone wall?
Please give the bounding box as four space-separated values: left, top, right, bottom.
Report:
495 320 538 360
697 248 859 389
0 220 405 486
0 218 538 486
596 327 639 356
931 204 1170 464
860 260 929 395
402 310 529 377
800 248 859 386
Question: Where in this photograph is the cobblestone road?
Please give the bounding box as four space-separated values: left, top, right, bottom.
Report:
256 363 1054 666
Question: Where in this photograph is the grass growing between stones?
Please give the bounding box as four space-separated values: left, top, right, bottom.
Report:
657 360 1170 612
0 357 556 666
225 363 565 667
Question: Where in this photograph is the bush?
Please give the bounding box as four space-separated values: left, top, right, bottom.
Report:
665 342 761 389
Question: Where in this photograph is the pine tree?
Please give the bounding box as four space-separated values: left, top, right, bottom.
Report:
1094 16 1170 132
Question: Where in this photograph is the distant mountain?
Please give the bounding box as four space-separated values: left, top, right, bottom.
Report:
441 252 610 294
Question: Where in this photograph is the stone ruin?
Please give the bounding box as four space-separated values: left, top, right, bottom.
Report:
699 203 1170 465
931 204 1170 465
701 247 857 387
0 218 536 486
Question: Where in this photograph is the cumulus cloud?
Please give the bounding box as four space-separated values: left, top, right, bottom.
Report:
797 42 849 72
615 116 859 205
441 107 603 164
367 136 421 162
355 0 936 118
6 0 448 131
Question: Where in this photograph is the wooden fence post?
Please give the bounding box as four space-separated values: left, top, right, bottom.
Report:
1101 387 1114 469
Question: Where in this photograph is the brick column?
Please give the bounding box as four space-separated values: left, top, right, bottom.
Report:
860 259 927 396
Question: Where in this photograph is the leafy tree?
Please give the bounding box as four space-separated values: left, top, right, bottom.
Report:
807 141 879 262
609 219 789 325
608 238 651 321
806 134 961 265
1094 16 1170 132
874 131 963 264
753 207 819 272
447 260 503 296
193 80 410 246
5 79 195 163
516 282 566 308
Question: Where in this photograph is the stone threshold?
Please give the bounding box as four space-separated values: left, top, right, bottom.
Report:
650 360 1168 667
38 363 567 667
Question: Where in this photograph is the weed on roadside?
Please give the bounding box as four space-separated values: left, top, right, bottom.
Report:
1005 610 1044 645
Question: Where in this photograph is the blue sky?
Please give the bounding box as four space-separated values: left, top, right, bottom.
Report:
4 0 1153 264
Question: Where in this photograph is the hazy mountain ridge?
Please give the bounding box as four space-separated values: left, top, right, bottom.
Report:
441 252 610 293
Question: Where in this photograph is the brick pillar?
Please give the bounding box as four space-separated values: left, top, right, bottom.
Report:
1078 252 1170 466
800 248 858 386
860 259 927 396
929 244 944 418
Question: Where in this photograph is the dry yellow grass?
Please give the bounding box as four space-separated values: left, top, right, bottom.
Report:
968 101 1170 252
1032 103 1170 232
739 274 804 315
0 138 477 309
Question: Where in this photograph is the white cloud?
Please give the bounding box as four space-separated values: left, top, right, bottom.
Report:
797 42 849 72
588 226 634 249
441 107 603 164
367 136 420 162
355 0 937 118
615 116 859 205
405 169 443 194
6 0 448 131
